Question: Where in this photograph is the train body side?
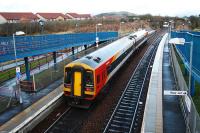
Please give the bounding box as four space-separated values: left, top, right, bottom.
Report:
63 30 151 106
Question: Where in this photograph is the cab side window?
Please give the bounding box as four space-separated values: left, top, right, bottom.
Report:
65 68 71 84
97 75 100 84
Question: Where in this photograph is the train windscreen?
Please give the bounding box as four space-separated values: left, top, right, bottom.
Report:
64 67 72 86
85 70 94 91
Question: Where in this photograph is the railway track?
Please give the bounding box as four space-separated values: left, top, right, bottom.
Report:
103 36 161 133
42 107 91 133
31 31 163 133
44 107 72 133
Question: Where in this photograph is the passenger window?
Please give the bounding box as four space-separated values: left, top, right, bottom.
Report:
97 75 100 84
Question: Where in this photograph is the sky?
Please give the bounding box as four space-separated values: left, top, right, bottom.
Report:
0 0 199 17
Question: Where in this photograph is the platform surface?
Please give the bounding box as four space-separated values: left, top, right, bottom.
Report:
163 42 186 133
142 33 186 133
0 85 62 132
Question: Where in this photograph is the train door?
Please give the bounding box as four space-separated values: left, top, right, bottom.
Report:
74 72 82 96
72 67 84 97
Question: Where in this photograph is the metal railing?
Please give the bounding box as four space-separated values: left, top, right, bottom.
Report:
170 44 200 133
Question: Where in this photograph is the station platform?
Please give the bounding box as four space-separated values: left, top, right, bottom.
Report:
0 43 108 132
142 33 186 133
162 37 186 133
0 84 63 132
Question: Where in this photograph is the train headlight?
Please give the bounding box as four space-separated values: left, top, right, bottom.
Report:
86 88 93 91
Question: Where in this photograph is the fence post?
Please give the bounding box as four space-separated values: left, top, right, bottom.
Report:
33 74 36 91
84 44 87 50
24 57 30 81
46 55 48 64
0 64 3 71
72 47 74 55
53 51 57 70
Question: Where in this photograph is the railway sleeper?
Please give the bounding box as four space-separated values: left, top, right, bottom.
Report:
118 108 134 113
110 124 129 129
108 128 128 133
114 116 132 121
116 111 133 116
113 120 130 125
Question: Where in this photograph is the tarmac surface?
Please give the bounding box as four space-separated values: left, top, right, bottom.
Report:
163 42 186 133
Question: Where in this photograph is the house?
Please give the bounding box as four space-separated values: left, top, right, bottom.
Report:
0 12 39 24
66 13 92 20
66 13 80 20
79 14 92 20
36 13 71 22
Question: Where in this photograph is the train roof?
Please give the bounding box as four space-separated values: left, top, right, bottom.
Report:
71 30 147 69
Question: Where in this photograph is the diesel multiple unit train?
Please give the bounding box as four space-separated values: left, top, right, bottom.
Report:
63 30 152 107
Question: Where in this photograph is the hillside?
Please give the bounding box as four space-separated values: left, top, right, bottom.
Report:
95 11 137 17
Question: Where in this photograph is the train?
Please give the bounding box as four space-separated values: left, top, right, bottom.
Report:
63 29 151 108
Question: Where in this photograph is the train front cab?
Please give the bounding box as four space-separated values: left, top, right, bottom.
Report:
63 64 95 108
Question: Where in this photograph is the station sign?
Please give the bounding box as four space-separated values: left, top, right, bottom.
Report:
16 67 20 73
164 90 187 96
16 67 21 80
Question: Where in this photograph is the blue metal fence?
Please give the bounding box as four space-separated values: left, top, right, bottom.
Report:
0 32 118 63
171 31 200 82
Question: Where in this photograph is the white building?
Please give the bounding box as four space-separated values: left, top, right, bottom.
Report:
36 13 71 22
66 13 92 20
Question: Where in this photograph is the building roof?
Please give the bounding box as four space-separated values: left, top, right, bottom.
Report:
79 14 91 18
66 13 92 19
66 13 80 18
37 13 70 19
0 12 38 20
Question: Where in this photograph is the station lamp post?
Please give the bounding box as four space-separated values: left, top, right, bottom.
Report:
13 31 25 104
75 23 79 33
168 20 173 40
169 37 193 96
119 21 125 36
95 23 102 47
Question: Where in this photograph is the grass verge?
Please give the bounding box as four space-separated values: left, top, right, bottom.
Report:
0 56 53 84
